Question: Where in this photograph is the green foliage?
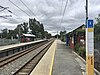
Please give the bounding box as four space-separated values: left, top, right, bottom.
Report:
44 31 52 39
95 14 100 23
78 47 86 57
74 43 80 52
40 24 45 39
74 44 86 58
1 28 8 38
94 23 100 35
94 14 100 42
22 22 28 34
0 18 48 39
15 24 23 35
29 18 37 35
29 18 45 38
6 30 17 39
60 31 66 42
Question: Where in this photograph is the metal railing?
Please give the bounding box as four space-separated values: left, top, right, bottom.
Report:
0 39 18 46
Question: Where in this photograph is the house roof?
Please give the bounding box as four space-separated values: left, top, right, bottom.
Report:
23 34 36 37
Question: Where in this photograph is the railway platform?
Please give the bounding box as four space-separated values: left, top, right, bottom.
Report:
30 40 89 75
52 40 83 75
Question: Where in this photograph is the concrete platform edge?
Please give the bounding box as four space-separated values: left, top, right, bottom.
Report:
72 51 100 75
30 40 57 75
49 40 56 75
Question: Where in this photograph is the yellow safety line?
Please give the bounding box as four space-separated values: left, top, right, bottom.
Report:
49 40 57 75
82 72 84 75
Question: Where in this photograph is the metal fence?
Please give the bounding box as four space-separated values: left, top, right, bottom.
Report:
94 41 100 71
95 41 100 52
0 39 18 46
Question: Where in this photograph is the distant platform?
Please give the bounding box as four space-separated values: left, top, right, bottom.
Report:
0 40 46 52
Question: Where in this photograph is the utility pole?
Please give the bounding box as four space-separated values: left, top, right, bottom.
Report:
86 0 88 21
86 0 94 75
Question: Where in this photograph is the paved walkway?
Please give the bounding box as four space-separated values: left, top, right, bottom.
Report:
52 40 83 75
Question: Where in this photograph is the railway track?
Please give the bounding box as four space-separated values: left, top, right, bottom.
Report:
13 40 53 75
0 39 54 75
0 41 48 67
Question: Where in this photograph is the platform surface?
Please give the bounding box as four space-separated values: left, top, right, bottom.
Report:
30 40 57 75
52 40 82 75
30 39 99 75
30 40 86 75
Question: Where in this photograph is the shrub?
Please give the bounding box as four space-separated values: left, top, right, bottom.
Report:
78 47 86 58
75 44 86 59
74 43 80 52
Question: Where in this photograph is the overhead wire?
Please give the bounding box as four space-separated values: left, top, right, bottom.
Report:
60 0 69 27
0 5 25 21
0 5 4 8
7 9 25 21
0 8 8 12
0 6 12 19
8 0 30 17
60 0 63 20
19 0 38 19
25 0 50 21
26 0 44 21
2 10 22 23
59 0 64 31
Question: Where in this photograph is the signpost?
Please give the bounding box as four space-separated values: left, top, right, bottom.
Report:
86 19 94 75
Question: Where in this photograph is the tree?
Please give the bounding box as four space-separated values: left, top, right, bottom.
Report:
1 28 8 38
14 24 23 37
6 30 16 39
29 18 45 38
22 22 28 34
60 31 66 41
95 18 100 35
29 18 37 35
39 24 45 38
44 31 52 39
94 14 100 42
0 18 46 39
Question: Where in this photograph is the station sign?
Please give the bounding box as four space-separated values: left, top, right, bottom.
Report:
87 20 93 28
87 20 94 55
86 19 94 75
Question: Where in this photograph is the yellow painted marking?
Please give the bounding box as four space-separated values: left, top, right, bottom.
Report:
30 40 57 75
49 40 57 75
86 55 94 75
88 28 93 32
82 72 85 75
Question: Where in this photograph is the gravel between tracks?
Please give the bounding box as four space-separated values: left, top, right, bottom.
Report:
0 46 43 75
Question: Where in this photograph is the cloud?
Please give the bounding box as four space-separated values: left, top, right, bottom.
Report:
0 24 17 30
0 0 100 35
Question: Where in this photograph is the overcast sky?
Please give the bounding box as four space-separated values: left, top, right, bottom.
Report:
0 0 100 35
